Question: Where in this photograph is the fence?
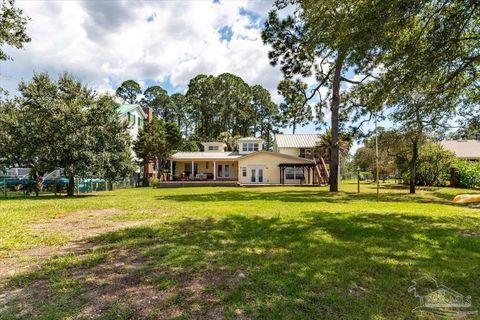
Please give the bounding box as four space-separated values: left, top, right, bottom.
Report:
0 175 139 198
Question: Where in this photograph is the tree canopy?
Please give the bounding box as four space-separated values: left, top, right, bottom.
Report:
116 80 142 104
0 0 30 61
0 73 134 195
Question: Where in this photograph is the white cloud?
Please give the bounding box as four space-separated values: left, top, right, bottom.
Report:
1 0 285 98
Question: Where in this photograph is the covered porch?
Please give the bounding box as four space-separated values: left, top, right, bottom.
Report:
169 160 238 181
278 163 319 185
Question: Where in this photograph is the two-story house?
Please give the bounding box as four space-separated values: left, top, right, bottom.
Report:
118 104 153 185
169 135 328 186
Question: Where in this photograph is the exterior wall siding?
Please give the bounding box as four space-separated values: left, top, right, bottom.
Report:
277 148 300 158
238 152 310 184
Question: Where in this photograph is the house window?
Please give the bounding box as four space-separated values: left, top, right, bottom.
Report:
208 146 219 151
132 114 136 125
242 143 248 151
286 167 304 180
299 149 313 158
242 167 247 177
138 117 142 126
253 143 259 151
248 143 254 151
127 112 131 123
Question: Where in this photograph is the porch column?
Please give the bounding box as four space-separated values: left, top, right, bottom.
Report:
192 160 194 179
213 161 216 180
170 160 173 181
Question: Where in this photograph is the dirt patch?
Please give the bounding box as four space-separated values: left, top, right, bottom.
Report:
0 247 243 319
462 231 480 237
0 209 153 279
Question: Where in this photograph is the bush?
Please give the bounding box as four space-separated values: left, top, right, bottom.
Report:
452 161 480 189
416 143 455 186
149 176 159 188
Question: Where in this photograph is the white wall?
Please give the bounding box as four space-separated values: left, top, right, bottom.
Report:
119 108 145 141
238 152 311 184
119 107 147 172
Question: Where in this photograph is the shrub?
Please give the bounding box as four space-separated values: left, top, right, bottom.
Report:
416 143 456 186
149 176 159 188
452 161 480 189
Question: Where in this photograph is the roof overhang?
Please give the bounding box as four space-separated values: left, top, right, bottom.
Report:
238 150 314 163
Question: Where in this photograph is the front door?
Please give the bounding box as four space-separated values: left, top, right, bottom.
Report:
224 165 230 177
217 164 231 178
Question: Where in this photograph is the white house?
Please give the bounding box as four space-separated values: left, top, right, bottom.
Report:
168 134 329 186
118 104 148 142
118 104 150 183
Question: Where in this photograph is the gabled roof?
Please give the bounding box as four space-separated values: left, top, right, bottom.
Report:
238 150 313 163
118 104 147 119
275 134 319 148
439 140 480 159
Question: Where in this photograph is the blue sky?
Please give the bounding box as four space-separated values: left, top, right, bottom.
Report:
0 0 387 151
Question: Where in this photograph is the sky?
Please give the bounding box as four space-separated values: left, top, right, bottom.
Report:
0 0 383 146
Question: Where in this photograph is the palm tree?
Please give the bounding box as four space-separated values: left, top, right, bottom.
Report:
217 132 242 151
316 130 352 160
316 130 352 180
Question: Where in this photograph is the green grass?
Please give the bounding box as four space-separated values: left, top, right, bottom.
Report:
0 182 479 319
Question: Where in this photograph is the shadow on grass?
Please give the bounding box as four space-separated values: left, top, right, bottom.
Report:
0 194 101 201
155 189 462 206
2 212 479 319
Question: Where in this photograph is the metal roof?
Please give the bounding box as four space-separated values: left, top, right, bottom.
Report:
439 140 480 159
274 134 320 148
237 137 264 141
118 104 147 118
170 152 242 161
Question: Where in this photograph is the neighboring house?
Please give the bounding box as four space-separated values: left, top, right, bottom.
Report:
118 104 153 184
169 135 329 185
439 140 480 161
118 104 148 142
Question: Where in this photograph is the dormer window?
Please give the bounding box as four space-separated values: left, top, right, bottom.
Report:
238 138 264 154
243 143 259 151
208 146 219 151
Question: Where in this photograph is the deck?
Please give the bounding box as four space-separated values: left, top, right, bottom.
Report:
157 180 239 188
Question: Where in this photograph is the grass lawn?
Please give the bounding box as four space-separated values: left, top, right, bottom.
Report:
0 182 479 319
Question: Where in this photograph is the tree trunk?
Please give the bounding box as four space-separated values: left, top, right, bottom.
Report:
34 173 43 197
292 122 296 134
67 175 75 196
329 51 345 192
409 139 418 194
